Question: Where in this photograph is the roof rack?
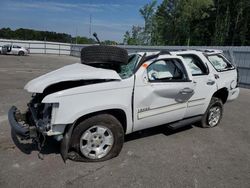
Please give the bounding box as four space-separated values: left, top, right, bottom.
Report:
194 49 223 53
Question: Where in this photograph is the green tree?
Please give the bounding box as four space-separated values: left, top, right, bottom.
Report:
123 26 144 45
139 0 157 45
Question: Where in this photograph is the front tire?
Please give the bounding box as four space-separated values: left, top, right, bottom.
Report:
198 97 223 128
70 114 124 162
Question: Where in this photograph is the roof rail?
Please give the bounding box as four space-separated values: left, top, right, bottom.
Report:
194 49 223 53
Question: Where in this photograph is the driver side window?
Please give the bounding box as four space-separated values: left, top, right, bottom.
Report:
147 59 188 82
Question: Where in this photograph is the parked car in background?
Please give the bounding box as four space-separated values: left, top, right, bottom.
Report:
0 44 29 56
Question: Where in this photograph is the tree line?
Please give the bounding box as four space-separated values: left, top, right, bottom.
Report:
0 28 117 45
124 0 250 46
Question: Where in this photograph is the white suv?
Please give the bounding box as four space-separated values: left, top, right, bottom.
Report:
8 46 239 162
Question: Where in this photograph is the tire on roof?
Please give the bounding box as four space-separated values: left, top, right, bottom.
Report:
81 45 128 65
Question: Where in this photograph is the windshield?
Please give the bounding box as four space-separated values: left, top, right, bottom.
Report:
119 54 141 79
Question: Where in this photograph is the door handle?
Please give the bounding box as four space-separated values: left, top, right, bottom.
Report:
207 80 215 85
180 88 194 95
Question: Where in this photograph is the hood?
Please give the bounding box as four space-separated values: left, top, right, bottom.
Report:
24 63 121 93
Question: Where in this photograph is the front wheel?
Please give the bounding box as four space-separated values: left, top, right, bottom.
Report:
70 114 124 162
198 97 223 128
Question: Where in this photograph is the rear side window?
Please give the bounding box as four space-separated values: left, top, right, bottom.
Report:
207 54 234 71
147 59 188 82
181 55 208 76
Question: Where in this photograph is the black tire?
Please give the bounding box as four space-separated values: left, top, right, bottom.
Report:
81 45 128 65
18 51 25 56
198 97 223 128
70 114 124 162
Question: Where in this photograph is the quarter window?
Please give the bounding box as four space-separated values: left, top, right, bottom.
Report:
207 54 234 71
147 59 188 82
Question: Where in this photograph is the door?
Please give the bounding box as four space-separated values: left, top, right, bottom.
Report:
3 45 12 54
133 57 195 132
180 54 217 117
12 45 19 55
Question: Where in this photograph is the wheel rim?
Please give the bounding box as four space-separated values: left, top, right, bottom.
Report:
80 125 114 159
208 106 221 127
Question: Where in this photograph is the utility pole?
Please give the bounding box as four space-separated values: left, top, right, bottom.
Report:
89 14 92 38
75 27 78 44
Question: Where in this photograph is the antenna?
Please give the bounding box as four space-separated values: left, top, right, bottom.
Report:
93 32 101 44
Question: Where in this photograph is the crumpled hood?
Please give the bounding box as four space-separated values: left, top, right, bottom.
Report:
24 63 121 93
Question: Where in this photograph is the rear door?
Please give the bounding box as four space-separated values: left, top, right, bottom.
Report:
177 53 217 117
133 56 195 131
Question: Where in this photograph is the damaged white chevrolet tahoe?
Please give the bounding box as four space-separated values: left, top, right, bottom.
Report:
9 46 239 162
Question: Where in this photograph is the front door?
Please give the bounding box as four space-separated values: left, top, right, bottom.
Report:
133 57 195 131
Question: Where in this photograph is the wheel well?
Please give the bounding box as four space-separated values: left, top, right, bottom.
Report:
73 109 127 133
212 88 228 104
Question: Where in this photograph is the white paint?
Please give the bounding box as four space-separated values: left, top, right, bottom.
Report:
138 103 187 120
24 63 122 93
17 50 239 137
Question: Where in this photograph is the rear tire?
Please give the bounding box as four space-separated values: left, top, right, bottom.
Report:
18 51 25 56
198 97 223 128
81 45 128 65
70 114 124 162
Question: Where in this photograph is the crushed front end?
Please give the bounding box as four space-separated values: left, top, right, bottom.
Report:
8 94 54 141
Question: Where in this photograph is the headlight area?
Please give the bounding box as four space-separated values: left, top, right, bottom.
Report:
28 100 59 136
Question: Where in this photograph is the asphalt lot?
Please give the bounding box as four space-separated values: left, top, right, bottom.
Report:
0 54 249 188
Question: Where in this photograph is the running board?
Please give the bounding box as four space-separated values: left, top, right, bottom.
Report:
168 116 202 130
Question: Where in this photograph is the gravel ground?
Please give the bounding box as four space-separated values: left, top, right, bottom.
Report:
0 54 249 188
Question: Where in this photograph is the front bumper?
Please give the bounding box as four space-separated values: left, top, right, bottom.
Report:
8 106 30 139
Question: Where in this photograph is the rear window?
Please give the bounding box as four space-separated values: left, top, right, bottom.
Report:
207 54 234 71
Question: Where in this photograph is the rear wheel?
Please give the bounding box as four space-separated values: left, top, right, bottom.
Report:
70 114 124 162
198 97 223 128
18 51 25 56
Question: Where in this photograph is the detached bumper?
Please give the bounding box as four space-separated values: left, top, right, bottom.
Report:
8 106 30 139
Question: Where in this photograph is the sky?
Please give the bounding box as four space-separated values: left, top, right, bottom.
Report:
0 0 162 42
